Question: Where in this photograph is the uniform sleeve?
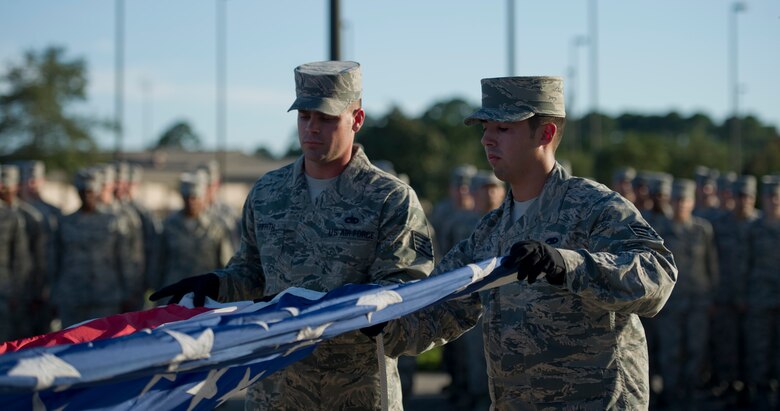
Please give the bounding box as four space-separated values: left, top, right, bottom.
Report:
11 214 32 297
113 216 136 302
214 187 264 301
557 195 678 318
382 222 484 358
704 222 719 298
368 187 434 285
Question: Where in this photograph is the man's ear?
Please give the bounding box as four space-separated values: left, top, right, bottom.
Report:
352 108 365 132
540 122 557 145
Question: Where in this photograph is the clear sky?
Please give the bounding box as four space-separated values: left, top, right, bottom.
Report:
1 1 778 156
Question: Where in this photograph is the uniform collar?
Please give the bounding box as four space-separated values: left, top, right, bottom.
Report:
502 161 570 229
290 144 369 205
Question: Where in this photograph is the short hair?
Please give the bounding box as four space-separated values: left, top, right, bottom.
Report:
529 115 566 150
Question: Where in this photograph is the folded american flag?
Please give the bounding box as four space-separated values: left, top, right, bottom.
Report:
0 257 511 410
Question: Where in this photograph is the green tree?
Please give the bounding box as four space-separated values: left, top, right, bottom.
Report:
0 46 104 172
154 120 202 150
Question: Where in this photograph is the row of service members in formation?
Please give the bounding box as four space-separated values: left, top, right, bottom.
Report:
428 164 780 410
0 160 240 341
613 167 780 408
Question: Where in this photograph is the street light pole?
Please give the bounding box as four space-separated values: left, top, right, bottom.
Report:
114 0 125 160
330 0 341 60
216 0 227 178
567 36 587 151
729 2 746 173
588 0 600 149
507 0 515 76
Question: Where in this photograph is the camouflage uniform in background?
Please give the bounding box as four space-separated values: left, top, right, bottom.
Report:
0 203 32 342
744 178 780 401
653 179 718 403
20 161 63 335
216 146 433 410
159 212 233 287
1 164 47 338
429 165 476 259
54 170 132 328
97 165 146 309
126 165 161 294
198 161 241 249
711 176 760 386
391 77 677 410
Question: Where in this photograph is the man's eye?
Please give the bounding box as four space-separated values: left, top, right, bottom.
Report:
498 127 509 132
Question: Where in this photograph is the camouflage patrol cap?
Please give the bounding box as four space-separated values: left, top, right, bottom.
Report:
196 160 220 184
733 175 757 196
672 179 696 200
180 173 206 198
464 76 565 126
19 160 45 182
613 167 636 182
287 61 362 116
1 164 20 186
74 168 103 192
761 175 780 197
471 170 503 192
718 172 736 192
451 164 477 187
649 173 673 197
129 165 143 183
693 166 718 187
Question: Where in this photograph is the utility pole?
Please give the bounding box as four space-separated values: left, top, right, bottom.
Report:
216 0 227 178
330 0 341 60
588 0 600 149
114 0 125 160
507 0 515 76
729 2 746 172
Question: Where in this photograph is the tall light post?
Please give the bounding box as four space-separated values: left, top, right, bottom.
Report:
729 2 746 173
588 0 600 149
114 0 125 160
216 0 227 177
507 0 515 76
330 0 341 60
567 36 587 151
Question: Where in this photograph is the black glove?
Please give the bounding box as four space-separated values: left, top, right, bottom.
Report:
360 322 387 338
149 273 220 307
501 240 566 285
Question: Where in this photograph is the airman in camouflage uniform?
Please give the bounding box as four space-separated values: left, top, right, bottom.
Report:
19 160 62 334
198 160 241 249
611 166 636 204
692 166 720 222
1 164 46 338
711 175 760 396
53 169 132 328
0 166 32 342
430 165 476 259
158 174 233 287
654 179 718 405
151 61 435 411
743 176 780 407
124 165 161 293
391 77 677 410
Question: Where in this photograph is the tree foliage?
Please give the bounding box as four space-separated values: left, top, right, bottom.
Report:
0 46 105 172
154 120 202 151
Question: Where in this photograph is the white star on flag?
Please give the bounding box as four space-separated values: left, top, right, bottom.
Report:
165 329 215 371
8 353 81 390
356 290 403 322
185 367 229 411
217 368 264 405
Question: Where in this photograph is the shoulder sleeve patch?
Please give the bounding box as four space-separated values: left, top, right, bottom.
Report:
628 222 661 240
411 230 434 259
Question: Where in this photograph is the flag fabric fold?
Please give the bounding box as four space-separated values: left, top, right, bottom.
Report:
0 257 511 410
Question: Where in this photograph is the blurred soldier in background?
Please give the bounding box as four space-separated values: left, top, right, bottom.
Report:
430 165 476 258
611 166 636 203
642 172 673 229
445 169 504 411
715 172 737 219
157 173 233 290
711 175 760 405
197 160 240 249
151 61 436 410
97 164 145 309
632 171 654 212
0 164 31 341
0 164 46 338
743 176 780 408
18 160 61 333
124 164 161 296
654 179 718 406
693 166 720 222
53 169 132 328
